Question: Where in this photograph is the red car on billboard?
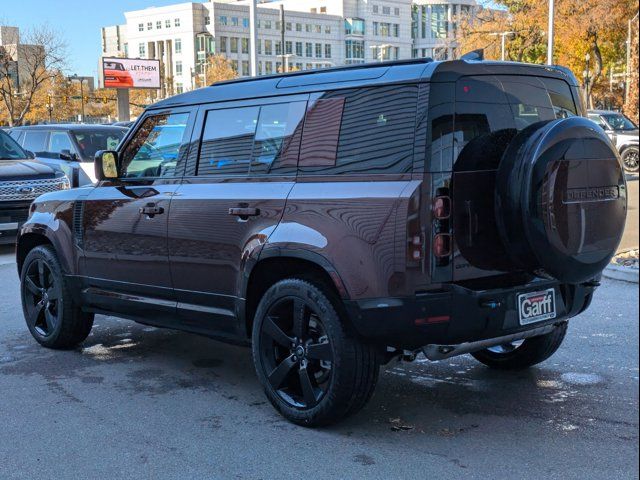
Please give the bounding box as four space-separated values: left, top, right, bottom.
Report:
103 61 134 88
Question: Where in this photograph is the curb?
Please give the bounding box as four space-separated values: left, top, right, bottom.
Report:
603 264 639 284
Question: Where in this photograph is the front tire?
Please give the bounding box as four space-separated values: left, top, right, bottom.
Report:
20 245 94 349
251 279 379 427
621 146 639 174
470 323 568 370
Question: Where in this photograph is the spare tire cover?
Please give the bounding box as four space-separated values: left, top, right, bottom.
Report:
496 117 627 283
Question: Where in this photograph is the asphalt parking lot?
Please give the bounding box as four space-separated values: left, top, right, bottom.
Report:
0 263 637 479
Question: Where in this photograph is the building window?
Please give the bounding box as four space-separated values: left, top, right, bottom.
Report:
344 18 365 35
325 44 332 58
380 22 390 36
242 60 249 76
175 38 182 54
242 38 249 54
205 16 211 26
157 21 162 29
243 18 250 28
138 23 144 32
147 22 152 31
305 24 311 33
286 22 292 31
166 19 171 28
265 39 273 55
257 39 262 54
285 41 293 55
275 41 282 56
393 24 399 37
231 37 238 53
373 5 379 14
394 7 400 15
345 40 364 62
232 17 239 26
265 61 273 74
325 25 331 34
220 16 228 25
264 20 272 29
315 43 322 58
383 6 391 15
176 82 183 94
276 21 281 31
220 36 227 53
296 23 302 32
139 43 146 57
296 42 303 57
431 5 448 38
231 60 239 72
306 42 313 57
175 18 181 27
306 63 313 70
175 61 183 76
314 25 322 33
258 61 263 75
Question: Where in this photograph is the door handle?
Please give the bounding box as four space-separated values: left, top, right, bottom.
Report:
139 203 165 218
228 207 260 219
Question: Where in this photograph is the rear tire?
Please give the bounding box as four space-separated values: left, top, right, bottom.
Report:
621 146 639 174
20 245 94 349
470 323 568 370
251 278 379 427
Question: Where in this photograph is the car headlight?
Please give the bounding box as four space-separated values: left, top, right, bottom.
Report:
59 175 71 190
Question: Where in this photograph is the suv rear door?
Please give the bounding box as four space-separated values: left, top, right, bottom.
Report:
81 108 196 322
167 95 307 337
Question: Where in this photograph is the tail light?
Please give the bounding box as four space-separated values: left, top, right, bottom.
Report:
433 196 451 219
433 233 452 257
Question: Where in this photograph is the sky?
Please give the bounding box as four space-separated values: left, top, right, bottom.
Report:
1 0 209 80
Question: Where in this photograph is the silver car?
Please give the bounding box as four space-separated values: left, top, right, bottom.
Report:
588 110 639 173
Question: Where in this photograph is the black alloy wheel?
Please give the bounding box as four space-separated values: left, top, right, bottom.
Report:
258 296 334 409
22 258 62 338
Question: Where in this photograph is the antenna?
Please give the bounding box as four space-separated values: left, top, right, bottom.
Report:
460 49 484 61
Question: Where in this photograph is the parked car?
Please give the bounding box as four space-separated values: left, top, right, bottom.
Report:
8 124 127 186
15 59 627 426
0 129 69 244
103 60 134 88
587 110 639 173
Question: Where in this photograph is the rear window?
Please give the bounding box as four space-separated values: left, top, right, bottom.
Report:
72 129 125 160
453 75 577 170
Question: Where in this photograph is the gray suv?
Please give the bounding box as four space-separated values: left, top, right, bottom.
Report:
588 110 639 173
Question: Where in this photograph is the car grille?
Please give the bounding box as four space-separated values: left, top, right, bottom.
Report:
0 177 69 201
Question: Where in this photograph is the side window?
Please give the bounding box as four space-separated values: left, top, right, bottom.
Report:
198 106 259 176
49 131 75 154
120 112 191 178
22 131 49 154
500 77 556 128
588 115 606 128
299 85 418 174
542 78 577 119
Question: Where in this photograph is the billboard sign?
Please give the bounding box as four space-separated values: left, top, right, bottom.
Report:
102 57 161 89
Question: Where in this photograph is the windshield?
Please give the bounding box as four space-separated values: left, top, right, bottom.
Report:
72 129 126 160
602 113 637 131
0 130 28 160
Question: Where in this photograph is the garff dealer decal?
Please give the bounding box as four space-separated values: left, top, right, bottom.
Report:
102 57 161 89
518 288 557 325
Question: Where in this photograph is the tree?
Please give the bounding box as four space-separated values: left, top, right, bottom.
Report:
624 18 639 124
0 25 66 126
202 54 237 87
456 0 638 110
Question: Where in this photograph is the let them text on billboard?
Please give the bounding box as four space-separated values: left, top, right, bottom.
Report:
102 57 161 89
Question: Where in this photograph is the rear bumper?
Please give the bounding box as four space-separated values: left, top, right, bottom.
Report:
344 279 597 349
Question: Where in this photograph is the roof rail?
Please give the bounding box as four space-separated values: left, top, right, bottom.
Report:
209 57 435 88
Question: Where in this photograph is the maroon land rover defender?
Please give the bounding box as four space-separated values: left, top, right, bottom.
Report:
16 59 627 426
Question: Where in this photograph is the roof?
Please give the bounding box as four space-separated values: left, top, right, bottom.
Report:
149 58 580 110
588 109 621 115
10 124 128 132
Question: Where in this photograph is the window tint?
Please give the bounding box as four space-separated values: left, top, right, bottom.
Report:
299 85 418 174
198 106 259 175
542 78 577 118
72 130 125 160
120 112 190 178
49 131 75 154
22 131 48 154
0 130 28 160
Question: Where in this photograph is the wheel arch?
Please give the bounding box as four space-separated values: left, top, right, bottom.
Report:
241 248 349 339
16 227 69 276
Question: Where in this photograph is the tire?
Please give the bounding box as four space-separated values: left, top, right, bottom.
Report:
251 278 379 427
20 245 94 349
471 322 568 370
621 146 639 174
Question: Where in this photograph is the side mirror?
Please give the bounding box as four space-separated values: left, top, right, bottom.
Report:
95 150 119 181
25 150 36 159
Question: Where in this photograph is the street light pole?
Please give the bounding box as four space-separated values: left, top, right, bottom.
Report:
547 0 555 65
489 31 515 61
280 5 286 72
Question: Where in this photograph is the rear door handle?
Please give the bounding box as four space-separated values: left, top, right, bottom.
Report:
228 207 260 219
139 203 164 218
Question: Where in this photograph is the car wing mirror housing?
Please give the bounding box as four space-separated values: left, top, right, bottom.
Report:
25 150 36 159
95 150 119 181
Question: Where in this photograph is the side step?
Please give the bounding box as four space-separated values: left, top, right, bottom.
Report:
422 324 560 361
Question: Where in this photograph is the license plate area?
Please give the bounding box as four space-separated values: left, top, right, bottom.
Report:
518 288 557 325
